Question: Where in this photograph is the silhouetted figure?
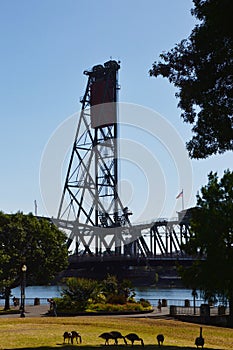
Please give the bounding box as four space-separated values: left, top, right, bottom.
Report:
157 334 164 346
99 332 114 345
195 327 205 348
49 298 57 316
71 331 82 343
13 297 19 307
157 299 162 312
63 332 72 344
110 331 127 345
125 333 144 346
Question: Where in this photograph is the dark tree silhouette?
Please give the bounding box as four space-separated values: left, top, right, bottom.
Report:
180 170 233 327
0 212 68 310
150 0 233 159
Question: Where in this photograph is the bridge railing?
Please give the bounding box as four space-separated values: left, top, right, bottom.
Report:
0 297 208 308
0 297 49 307
143 298 205 308
69 253 195 262
171 306 230 316
139 298 229 309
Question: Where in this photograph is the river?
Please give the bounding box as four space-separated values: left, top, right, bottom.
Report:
1 285 204 308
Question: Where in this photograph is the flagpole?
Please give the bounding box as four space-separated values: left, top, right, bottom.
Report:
34 200 38 216
182 189 184 211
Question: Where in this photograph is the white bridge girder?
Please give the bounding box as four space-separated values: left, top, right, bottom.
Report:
53 217 191 257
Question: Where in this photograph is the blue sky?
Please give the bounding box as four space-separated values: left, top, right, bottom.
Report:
0 0 232 222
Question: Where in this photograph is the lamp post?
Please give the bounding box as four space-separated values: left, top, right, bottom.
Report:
192 288 198 315
20 264 27 318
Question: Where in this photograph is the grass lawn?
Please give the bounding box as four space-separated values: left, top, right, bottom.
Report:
0 316 232 350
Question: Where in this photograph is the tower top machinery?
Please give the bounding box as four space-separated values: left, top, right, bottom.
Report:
57 60 132 253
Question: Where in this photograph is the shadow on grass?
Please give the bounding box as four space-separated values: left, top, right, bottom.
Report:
4 345 223 350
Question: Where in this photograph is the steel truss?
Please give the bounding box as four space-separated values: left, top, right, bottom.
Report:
56 60 191 258
53 216 191 258
57 60 133 253
149 220 191 256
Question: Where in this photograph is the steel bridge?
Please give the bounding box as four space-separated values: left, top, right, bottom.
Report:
53 209 193 272
54 60 194 274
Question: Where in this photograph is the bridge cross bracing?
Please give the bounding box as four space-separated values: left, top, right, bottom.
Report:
53 216 191 258
55 59 192 261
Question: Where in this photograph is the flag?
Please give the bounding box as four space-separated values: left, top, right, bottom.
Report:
176 190 183 199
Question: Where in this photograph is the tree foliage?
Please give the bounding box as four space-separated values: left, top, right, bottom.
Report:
101 274 135 303
59 275 139 313
180 170 233 325
149 0 233 159
0 212 68 309
101 274 119 297
61 277 100 311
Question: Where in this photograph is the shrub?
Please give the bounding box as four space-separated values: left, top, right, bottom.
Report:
87 301 151 313
138 298 152 308
55 297 81 314
58 276 152 314
61 277 100 311
101 275 135 302
101 275 118 297
106 294 126 305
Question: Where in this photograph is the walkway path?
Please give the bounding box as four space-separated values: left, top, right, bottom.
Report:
0 305 49 318
0 305 170 318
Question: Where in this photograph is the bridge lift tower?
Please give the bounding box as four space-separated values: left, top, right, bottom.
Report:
56 60 191 266
57 60 132 255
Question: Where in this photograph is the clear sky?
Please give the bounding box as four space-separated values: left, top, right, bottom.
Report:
0 0 232 222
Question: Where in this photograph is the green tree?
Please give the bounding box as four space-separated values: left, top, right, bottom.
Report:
149 0 233 159
179 170 233 326
61 277 100 311
0 212 68 310
118 279 135 301
101 274 118 297
101 274 135 304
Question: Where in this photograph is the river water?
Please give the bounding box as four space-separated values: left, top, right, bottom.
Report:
1 285 203 308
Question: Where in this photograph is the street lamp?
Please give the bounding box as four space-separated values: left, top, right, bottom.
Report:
192 288 198 315
20 264 27 318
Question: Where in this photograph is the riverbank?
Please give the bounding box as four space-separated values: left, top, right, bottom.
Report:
5 285 195 307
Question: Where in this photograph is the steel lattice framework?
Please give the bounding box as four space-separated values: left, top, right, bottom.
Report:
56 60 192 259
57 60 133 254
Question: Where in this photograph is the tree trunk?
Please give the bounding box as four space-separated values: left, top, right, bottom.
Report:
4 287 11 310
